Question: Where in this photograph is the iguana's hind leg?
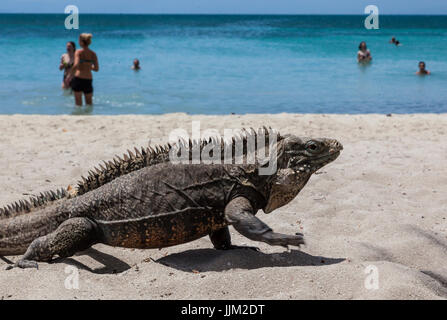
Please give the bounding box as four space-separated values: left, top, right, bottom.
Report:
209 227 232 249
6 217 99 270
209 227 259 251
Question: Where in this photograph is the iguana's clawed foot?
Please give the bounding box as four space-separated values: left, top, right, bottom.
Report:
5 259 39 270
291 232 305 247
291 233 306 247
263 231 305 248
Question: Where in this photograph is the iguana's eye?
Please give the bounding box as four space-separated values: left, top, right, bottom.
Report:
305 141 320 153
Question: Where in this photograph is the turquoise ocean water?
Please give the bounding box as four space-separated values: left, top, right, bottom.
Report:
0 14 446 115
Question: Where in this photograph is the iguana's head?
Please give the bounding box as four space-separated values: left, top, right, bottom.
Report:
263 135 343 213
278 135 343 173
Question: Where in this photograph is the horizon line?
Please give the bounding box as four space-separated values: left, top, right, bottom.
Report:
1 12 447 16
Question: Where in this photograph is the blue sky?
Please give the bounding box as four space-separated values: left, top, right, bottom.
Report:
1 0 447 14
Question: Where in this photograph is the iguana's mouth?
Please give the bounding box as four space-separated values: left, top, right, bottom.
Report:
313 151 340 162
290 151 341 170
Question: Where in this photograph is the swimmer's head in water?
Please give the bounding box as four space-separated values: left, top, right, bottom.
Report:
133 59 140 70
79 33 93 47
417 61 430 75
359 41 367 51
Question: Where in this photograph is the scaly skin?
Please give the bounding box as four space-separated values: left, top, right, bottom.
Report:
0 131 342 269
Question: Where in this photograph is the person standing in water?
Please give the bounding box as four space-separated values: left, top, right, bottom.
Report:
416 61 430 75
70 33 99 106
59 41 76 90
357 41 372 63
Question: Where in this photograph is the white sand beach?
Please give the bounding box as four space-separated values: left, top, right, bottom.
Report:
0 113 446 300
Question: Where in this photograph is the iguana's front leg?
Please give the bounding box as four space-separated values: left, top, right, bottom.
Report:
225 197 305 248
6 217 99 270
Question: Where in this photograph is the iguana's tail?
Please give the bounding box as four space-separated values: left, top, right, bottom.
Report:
0 189 70 256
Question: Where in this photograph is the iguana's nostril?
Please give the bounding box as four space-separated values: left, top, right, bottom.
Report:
333 140 343 151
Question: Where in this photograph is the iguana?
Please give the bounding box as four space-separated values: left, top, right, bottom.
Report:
0 128 342 269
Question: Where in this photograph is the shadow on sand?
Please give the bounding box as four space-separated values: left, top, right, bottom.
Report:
62 247 131 274
157 248 345 272
56 248 345 274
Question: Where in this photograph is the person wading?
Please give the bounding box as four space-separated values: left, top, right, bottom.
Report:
70 33 99 106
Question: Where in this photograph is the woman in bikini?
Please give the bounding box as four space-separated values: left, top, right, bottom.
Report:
59 41 76 90
357 41 372 63
70 33 99 106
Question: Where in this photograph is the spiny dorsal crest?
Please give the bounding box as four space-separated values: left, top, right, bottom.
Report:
76 144 172 196
76 127 281 196
0 188 68 220
172 127 280 164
